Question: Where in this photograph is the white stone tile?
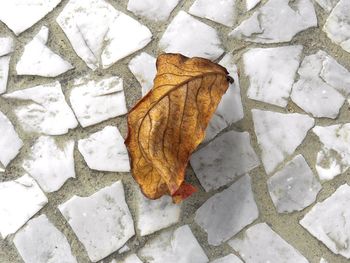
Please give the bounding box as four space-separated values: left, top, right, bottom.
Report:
69 75 127 128
3 81 78 135
0 0 62 35
191 130 260 192
267 154 321 213
323 0 350 53
320 258 329 263
313 124 350 181
205 54 243 142
244 45 303 107
229 223 309 263
159 11 224 60
315 0 339 12
136 188 181 236
127 0 180 21
13 214 77 263
300 184 350 258
128 52 156 96
0 111 23 168
16 26 73 77
195 175 259 246
252 109 314 174
0 174 48 238
0 55 11 95
118 245 130 254
0 37 14 57
139 225 208 263
229 0 317 43
113 254 143 263
246 0 261 10
78 126 130 172
58 181 134 262
22 136 75 192
189 0 236 27
291 51 346 119
57 0 152 70
211 254 243 263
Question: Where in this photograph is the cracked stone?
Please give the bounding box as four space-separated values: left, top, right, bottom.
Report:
78 126 130 172
229 0 317 43
159 11 224 60
0 174 48 238
69 75 127 128
3 81 78 135
58 181 135 262
195 175 259 246
229 223 309 263
16 26 73 77
191 130 260 192
252 109 314 174
0 37 13 94
323 0 350 53
244 45 303 107
57 0 152 70
139 225 208 263
22 136 75 192
300 184 350 259
267 154 322 213
291 51 347 119
13 214 77 263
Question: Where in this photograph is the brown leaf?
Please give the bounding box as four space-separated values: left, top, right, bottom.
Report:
125 53 232 202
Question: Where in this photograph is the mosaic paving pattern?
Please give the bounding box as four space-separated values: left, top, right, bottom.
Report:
1 0 350 262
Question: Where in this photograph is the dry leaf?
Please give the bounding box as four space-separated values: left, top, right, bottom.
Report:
125 53 232 202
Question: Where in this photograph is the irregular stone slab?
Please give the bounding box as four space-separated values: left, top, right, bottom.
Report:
16 26 73 77
22 136 75 192
159 11 224 60
195 175 259 246
69 75 127 128
112 254 143 263
58 181 134 262
78 126 130 172
0 111 23 168
205 54 243 142
300 184 350 258
211 254 243 263
252 109 314 174
246 0 261 10
229 223 309 263
0 174 48 238
139 225 208 263
191 130 259 192
291 51 346 119
127 0 180 21
267 154 321 213
244 45 303 107
57 0 152 70
315 0 339 12
13 214 77 263
189 0 235 27
313 124 350 181
136 188 181 236
0 0 62 35
0 37 14 57
3 81 78 135
229 0 317 43
0 37 13 94
128 52 156 96
323 0 350 53
320 258 329 263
